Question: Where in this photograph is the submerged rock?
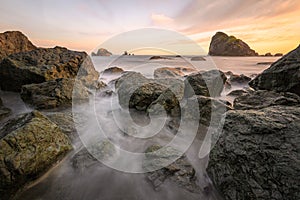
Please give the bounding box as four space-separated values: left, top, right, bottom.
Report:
0 111 72 199
250 45 300 96
0 46 99 92
227 89 249 97
184 70 227 98
191 56 206 61
149 56 171 60
153 67 184 78
207 105 300 200
0 97 11 120
101 66 124 75
234 90 300 110
208 32 258 56
143 145 201 194
228 74 251 85
0 31 36 61
21 78 89 109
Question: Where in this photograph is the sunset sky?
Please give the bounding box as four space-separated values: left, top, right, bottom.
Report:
1 0 300 55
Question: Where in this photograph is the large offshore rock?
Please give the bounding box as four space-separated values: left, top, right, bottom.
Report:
0 97 11 120
21 78 89 109
0 31 36 61
184 70 227 98
233 90 300 110
0 111 72 199
207 106 300 200
0 46 99 91
249 45 300 96
91 48 112 56
143 145 201 194
208 32 258 56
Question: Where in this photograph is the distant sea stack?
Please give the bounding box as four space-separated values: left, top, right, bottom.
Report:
91 48 112 56
0 31 36 61
208 32 258 56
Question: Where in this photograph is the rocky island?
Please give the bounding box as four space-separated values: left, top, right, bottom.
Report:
91 48 112 56
209 32 258 56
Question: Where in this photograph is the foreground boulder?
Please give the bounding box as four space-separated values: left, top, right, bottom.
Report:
0 46 99 91
0 98 11 120
143 145 201 193
234 90 300 110
0 111 72 199
116 72 184 116
184 70 227 98
21 78 89 109
0 31 36 61
101 66 124 75
209 32 258 56
250 45 300 96
207 105 300 200
228 74 251 85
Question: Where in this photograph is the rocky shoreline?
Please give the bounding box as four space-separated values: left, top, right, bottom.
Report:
0 31 299 199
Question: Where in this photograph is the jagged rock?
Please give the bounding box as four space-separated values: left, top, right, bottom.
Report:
208 32 258 56
91 48 112 56
154 67 184 78
233 90 300 110
207 105 300 200
102 66 124 75
257 62 273 65
184 70 227 98
0 111 72 199
143 145 201 194
21 78 89 109
250 45 300 96
228 74 251 85
0 46 99 91
0 31 36 61
191 56 206 61
0 98 11 120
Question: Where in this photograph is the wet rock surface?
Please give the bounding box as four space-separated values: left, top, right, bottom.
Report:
0 111 72 199
154 67 184 78
0 97 11 120
207 105 300 200
143 145 201 194
250 45 300 96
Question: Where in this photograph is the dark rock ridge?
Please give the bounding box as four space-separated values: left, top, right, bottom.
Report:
0 46 99 92
0 31 36 61
207 105 300 200
250 45 300 96
233 90 300 110
21 78 89 109
149 56 171 60
208 32 258 56
0 97 11 120
0 111 72 199
91 48 112 56
191 56 206 61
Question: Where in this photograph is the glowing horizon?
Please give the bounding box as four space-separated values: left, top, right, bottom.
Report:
1 0 299 55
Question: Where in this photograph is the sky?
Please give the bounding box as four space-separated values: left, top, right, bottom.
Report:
0 0 300 55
